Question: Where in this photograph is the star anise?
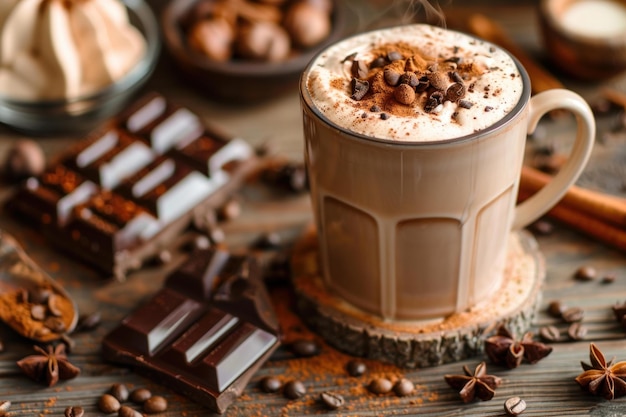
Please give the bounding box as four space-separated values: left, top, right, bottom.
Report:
575 343 626 400
16 344 80 387
444 361 502 403
484 325 552 369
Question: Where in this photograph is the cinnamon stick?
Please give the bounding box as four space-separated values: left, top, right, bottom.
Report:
520 165 626 228
467 14 563 95
518 189 626 252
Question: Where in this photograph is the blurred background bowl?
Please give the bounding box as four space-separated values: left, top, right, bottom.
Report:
0 0 160 135
539 0 626 81
162 0 347 104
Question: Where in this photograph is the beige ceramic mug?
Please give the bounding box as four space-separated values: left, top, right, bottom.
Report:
300 24 595 321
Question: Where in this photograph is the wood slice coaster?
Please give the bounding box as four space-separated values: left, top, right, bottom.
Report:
291 226 545 368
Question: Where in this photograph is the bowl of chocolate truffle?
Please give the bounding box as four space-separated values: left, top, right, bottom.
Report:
0 0 160 135
539 0 626 80
162 0 346 103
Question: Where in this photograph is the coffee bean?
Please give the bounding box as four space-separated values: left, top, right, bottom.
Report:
387 51 403 61
64 406 83 417
259 376 282 393
43 316 66 333
0 401 11 414
575 265 597 281
110 383 129 402
47 294 63 317
567 322 588 341
130 387 152 403
320 391 344 409
118 405 142 417
561 307 584 323
370 105 381 112
143 395 168 413
393 378 414 396
98 394 121 414
283 380 306 399
504 396 527 415
290 339 320 357
547 300 566 318
29 288 51 305
383 67 402 86
77 311 102 332
539 325 560 342
30 304 46 321
368 377 393 394
346 359 367 377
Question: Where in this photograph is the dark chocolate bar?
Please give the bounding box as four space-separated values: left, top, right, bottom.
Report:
8 93 258 279
102 248 280 413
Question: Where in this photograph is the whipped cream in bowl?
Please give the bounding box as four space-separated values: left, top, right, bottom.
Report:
0 0 160 134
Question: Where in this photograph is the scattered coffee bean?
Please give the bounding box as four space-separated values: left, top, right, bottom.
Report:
283 380 306 399
0 401 11 414
76 311 102 332
30 304 46 321
118 405 142 417
575 265 597 281
346 359 367 377
110 383 129 402
504 396 526 416
143 395 168 413
393 378 414 396
98 394 121 414
290 339 320 357
547 300 566 318
64 406 83 417
602 273 617 284
539 325 560 342
320 391 344 409
567 322 588 341
47 294 63 317
561 307 584 323
130 387 152 404
368 377 393 394
529 219 554 236
259 376 282 393
3 139 45 181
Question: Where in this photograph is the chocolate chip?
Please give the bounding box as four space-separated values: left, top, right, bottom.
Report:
547 300 566 318
283 380 306 399
351 60 369 79
445 82 466 102
98 394 121 414
399 72 419 87
458 99 473 109
387 51 403 61
370 105 381 112
118 405 142 417
130 388 152 404
539 325 560 342
259 376 282 393
484 106 494 112
320 391 344 409
110 383 129 402
143 395 168 413
383 67 402 86
393 378 414 396
449 71 464 83
561 307 584 323
64 406 83 417
290 339 320 357
567 322 587 341
575 265 597 281
76 311 102 332
380 113 389 120
346 359 367 376
504 396 526 416
370 56 387 68
368 378 392 394
350 78 369 100
361 112 367 118
30 304 46 321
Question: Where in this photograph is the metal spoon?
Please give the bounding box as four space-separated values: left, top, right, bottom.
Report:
0 230 78 342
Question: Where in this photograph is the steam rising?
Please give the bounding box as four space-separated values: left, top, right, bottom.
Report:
348 0 449 31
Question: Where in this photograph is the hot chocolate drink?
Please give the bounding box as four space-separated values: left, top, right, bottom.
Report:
305 24 523 141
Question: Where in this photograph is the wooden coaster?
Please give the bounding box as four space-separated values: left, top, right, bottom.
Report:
291 226 545 368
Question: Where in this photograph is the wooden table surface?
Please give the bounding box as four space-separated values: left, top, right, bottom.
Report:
1 1 626 416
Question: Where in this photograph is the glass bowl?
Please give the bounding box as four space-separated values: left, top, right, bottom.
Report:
0 0 160 135
161 0 347 104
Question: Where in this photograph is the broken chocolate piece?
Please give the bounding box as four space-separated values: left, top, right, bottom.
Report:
350 78 369 101
102 248 280 414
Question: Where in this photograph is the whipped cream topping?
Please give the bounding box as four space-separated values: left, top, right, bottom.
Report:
0 0 146 101
305 25 524 142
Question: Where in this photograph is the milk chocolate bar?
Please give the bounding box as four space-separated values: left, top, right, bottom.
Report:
8 93 257 279
102 248 280 413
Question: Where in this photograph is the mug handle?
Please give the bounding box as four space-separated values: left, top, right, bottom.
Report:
513 89 595 230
